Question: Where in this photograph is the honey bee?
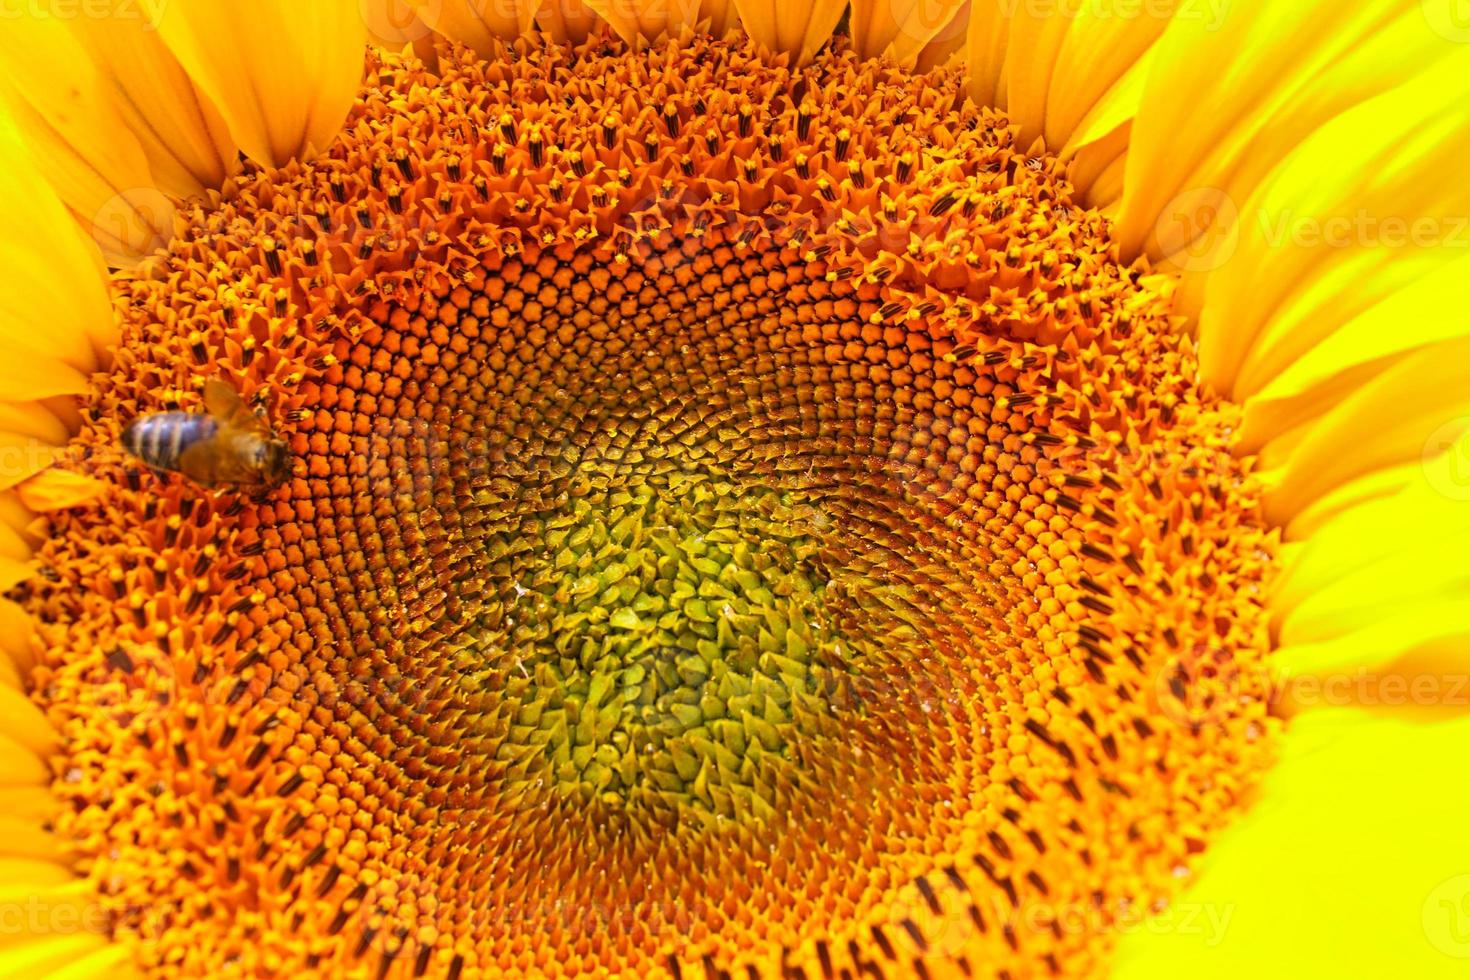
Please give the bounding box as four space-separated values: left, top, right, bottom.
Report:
121 379 290 489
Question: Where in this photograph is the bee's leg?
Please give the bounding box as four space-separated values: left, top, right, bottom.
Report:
250 384 273 417
124 464 169 492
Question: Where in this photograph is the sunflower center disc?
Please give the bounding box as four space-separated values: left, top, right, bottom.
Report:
499 470 853 825
356 304 977 837
27 32 1277 980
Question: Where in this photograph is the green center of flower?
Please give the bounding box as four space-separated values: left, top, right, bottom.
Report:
488 468 880 826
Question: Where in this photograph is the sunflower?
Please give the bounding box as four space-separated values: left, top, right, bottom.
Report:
1 0 1468 977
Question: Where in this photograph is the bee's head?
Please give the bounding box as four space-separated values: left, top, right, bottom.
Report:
255 438 292 488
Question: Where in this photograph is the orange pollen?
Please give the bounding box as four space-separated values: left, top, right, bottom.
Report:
23 32 1276 980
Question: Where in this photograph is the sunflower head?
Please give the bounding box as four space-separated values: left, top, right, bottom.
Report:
3 2 1469 979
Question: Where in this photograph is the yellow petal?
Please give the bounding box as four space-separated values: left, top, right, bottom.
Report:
732 0 847 66
0 685 58 759
0 114 113 373
912 0 969 70
1045 27 1154 209
1239 349 1411 460
1259 432 1470 707
0 525 30 564
0 818 62 862
33 945 141 980
0 732 49 787
697 0 744 39
0 558 33 595
1234 247 1470 410
1272 603 1470 719
1114 0 1435 269
0 932 110 977
1192 43 1470 400
66 15 236 196
0 359 89 404
35 398 82 438
0 787 60 823
848 0 968 68
0 492 38 557
0 864 83 899
419 0 541 56
1269 457 1426 545
0 20 171 266
1042 9 1169 159
580 0 683 46
1004 2 1168 158
0 405 72 453
1271 439 1470 625
1259 335 1470 527
962 0 1009 110
0 601 38 675
361 0 437 51
0 436 64 495
1064 119 1133 211
586 0 745 42
15 472 107 514
1280 531 1470 648
1115 710 1470 980
153 1 367 167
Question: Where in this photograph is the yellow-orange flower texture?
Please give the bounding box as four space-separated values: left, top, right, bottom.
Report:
2 1 1469 978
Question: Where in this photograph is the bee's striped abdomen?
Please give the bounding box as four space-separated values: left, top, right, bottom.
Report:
122 412 217 473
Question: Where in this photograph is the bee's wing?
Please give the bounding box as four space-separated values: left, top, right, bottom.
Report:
202 378 269 435
176 435 225 486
